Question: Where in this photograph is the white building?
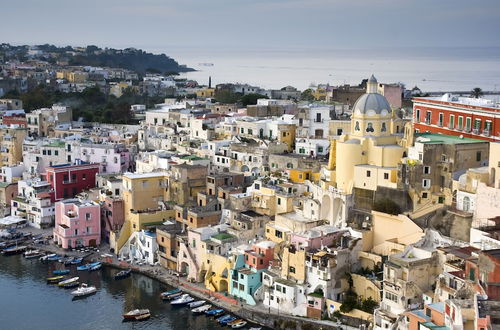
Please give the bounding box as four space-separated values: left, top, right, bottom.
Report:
119 230 158 265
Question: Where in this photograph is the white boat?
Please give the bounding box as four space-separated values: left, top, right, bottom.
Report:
58 277 79 287
71 283 97 297
188 300 206 308
171 294 194 305
192 304 211 313
232 321 248 329
24 250 42 259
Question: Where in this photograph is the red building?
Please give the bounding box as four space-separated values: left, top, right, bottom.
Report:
244 241 275 270
46 162 100 201
413 94 500 142
2 115 27 128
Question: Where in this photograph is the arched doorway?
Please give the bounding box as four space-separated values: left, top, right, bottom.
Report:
241 165 249 172
180 262 189 275
219 279 228 293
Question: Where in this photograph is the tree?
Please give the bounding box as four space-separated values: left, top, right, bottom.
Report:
373 198 402 215
240 93 268 106
300 88 315 102
470 87 483 98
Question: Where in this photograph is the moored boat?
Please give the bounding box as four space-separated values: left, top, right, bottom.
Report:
160 288 181 298
46 254 60 261
63 257 75 265
163 291 183 300
63 281 80 289
227 319 244 326
188 300 206 309
2 245 27 256
47 275 65 284
88 262 101 272
231 321 248 329
53 269 70 275
71 257 83 265
58 277 79 287
123 309 150 320
205 308 224 317
170 294 194 306
114 268 131 280
71 283 97 297
192 304 211 314
220 316 237 325
24 250 43 259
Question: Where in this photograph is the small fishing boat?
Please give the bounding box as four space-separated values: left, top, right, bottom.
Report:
53 269 70 275
71 257 83 265
220 316 237 326
40 253 56 261
71 283 97 297
47 275 65 284
24 250 42 259
188 300 206 309
114 269 131 280
231 321 248 329
2 245 27 256
63 281 80 289
123 309 151 320
77 262 100 271
248 328 262 330
227 319 244 326
205 308 224 317
160 288 181 298
89 263 101 272
46 254 60 261
163 291 183 300
216 314 231 322
58 277 79 287
192 304 211 314
63 257 75 265
171 294 194 306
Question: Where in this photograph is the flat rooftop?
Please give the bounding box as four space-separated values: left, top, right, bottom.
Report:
415 133 486 145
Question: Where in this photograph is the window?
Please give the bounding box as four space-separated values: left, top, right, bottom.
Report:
422 192 428 198
366 170 371 177
384 173 389 180
422 179 431 189
240 128 244 134
55 150 58 156
355 121 360 131
474 119 481 132
317 146 323 153
426 308 432 317
465 117 472 131
381 122 387 132
86 213 91 220
415 109 420 122
449 115 455 129
277 198 281 205
42 150 47 155
282 132 287 137
476 151 481 162
289 266 296 273
438 113 444 126
299 148 305 154
385 291 398 303
458 116 463 130
425 111 431 124
423 166 430 174
286 163 293 169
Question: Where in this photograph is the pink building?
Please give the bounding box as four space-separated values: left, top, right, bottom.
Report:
53 199 101 249
290 225 347 251
244 241 276 270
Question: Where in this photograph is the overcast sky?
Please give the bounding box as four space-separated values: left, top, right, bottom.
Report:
3 0 500 51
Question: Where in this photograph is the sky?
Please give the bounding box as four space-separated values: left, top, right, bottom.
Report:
2 0 500 52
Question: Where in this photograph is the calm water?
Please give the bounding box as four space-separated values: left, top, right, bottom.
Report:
147 46 500 93
0 255 231 330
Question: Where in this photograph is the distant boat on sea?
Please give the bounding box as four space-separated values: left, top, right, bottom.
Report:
198 63 214 67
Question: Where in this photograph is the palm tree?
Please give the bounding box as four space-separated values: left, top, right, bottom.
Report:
470 87 483 98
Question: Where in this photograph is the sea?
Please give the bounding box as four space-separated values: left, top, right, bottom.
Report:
147 45 500 96
0 254 241 330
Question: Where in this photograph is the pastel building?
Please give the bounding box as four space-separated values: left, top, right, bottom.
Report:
46 162 100 201
230 241 276 305
53 199 101 249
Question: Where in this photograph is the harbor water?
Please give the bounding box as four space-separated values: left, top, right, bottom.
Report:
0 254 235 330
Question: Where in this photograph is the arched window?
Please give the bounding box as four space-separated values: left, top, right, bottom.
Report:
366 122 374 133
355 121 360 131
381 122 387 132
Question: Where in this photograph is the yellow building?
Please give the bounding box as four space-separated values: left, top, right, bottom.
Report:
0 126 27 167
276 124 296 152
196 88 215 99
334 75 406 194
289 169 320 183
110 82 131 98
203 252 234 293
312 87 327 101
67 71 88 83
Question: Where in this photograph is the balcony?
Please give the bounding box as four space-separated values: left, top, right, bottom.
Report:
472 128 479 135
483 129 490 136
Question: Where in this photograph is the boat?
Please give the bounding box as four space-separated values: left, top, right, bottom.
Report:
71 257 83 265
205 308 225 317
46 254 60 261
191 304 211 314
232 321 248 329
63 281 80 289
77 262 100 271
71 283 97 297
123 309 151 320
248 328 262 330
220 316 237 325
47 276 65 284
227 319 244 326
58 277 79 287
2 245 27 256
24 250 42 259
40 253 56 261
216 314 231 322
63 257 75 265
160 288 180 298
114 269 131 280
171 294 194 306
53 269 70 275
188 300 206 309
163 291 183 300
88 263 101 271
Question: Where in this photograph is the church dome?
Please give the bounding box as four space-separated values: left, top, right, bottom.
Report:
352 75 391 115
353 93 391 115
